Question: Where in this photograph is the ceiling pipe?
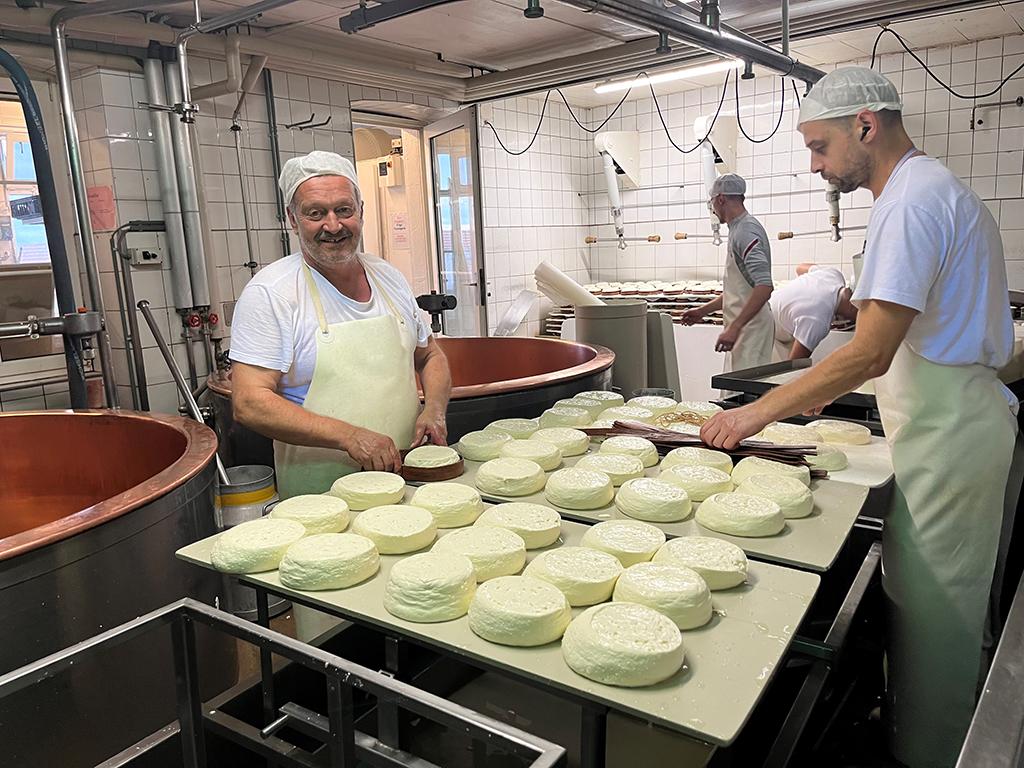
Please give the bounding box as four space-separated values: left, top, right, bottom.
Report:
231 53 269 123
190 30 241 101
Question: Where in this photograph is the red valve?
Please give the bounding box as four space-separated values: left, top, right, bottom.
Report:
208 313 219 326
187 314 202 328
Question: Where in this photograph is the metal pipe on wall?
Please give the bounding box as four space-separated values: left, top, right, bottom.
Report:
263 69 292 259
189 31 241 102
230 54 269 276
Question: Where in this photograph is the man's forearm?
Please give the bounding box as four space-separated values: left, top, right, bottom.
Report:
235 390 350 450
730 285 772 330
419 348 452 413
700 295 724 316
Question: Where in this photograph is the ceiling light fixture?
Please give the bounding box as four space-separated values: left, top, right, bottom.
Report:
594 58 743 94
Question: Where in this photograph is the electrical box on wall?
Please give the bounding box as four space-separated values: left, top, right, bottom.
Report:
377 155 404 188
129 247 163 266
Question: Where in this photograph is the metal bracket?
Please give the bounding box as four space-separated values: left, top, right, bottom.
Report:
284 113 332 130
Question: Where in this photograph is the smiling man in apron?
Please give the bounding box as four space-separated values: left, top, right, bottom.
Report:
681 173 775 370
700 68 1018 767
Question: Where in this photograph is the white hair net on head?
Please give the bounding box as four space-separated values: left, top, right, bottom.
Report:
278 150 360 207
709 173 746 197
798 67 902 126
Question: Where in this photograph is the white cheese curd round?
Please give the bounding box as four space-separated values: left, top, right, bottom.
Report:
383 552 476 623
675 401 724 418
580 519 666 567
211 518 306 574
653 536 748 590
544 467 615 510
562 603 684 687
530 427 590 457
350 505 437 554
760 422 823 445
553 397 606 420
576 390 625 409
403 444 461 468
474 503 562 549
475 458 547 497
575 453 646 486
329 471 405 511
468 575 571 646
612 562 712 629
659 464 733 501
597 405 657 425
499 439 562 471
811 419 873 445
626 395 678 417
410 482 484 528
456 430 513 461
483 418 540 440
539 406 591 429
432 526 527 581
696 492 786 537
731 457 811 487
665 422 702 436
661 446 733 475
269 494 349 535
523 546 623 606
737 474 814 519
615 478 692 522
808 443 848 471
278 533 379 590
599 435 660 467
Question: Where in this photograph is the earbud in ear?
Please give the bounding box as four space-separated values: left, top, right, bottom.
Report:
860 125 870 141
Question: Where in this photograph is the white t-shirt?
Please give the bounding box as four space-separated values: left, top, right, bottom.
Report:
853 155 1013 370
769 266 846 351
229 253 431 406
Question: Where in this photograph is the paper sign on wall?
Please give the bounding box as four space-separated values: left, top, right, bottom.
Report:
390 212 410 250
86 186 116 232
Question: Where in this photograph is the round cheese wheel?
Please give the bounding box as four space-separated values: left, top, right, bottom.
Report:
410 482 484 528
350 505 436 554
269 494 349 535
553 397 605 420
696 492 785 537
737 473 814 519
474 503 562 549
661 446 733 475
760 422 823 445
383 552 476 622
659 464 733 501
580 519 666 567
329 471 405 511
575 453 645 486
612 562 712 630
475 458 547 497
278 533 379 590
808 443 848 471
530 428 590 457
457 430 513 461
675 401 723 418
615 478 692 522
597 405 656 425
576 390 625 409
626 395 678 417
499 439 562 471
653 536 748 590
523 546 622 606
562 603 684 687
811 419 872 445
484 418 540 440
544 467 614 510
404 445 461 468
468 576 571 646
433 526 527 581
665 422 702 436
211 518 306 574
539 406 591 428
599 435 659 467
731 457 811 487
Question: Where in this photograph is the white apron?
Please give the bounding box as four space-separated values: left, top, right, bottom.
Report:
876 343 1016 768
723 242 775 370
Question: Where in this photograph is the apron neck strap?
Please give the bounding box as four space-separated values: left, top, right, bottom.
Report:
301 259 406 334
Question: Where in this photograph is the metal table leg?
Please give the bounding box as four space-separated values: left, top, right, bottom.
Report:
580 704 608 768
326 673 356 767
255 586 276 728
378 634 406 749
171 614 208 768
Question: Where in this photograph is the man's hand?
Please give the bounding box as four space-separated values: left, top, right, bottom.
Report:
342 425 402 472
715 324 741 352
413 405 448 447
700 404 770 450
680 308 705 326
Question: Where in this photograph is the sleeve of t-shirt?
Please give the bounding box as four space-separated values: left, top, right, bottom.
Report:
736 231 774 288
853 201 944 312
228 283 296 373
791 314 831 352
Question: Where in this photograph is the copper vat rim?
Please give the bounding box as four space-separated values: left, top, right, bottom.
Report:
0 409 218 562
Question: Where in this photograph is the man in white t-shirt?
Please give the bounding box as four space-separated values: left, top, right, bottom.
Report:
770 263 858 359
230 151 451 484
700 68 1017 768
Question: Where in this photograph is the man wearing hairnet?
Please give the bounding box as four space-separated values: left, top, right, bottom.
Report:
682 173 775 369
701 68 1018 767
230 150 451 498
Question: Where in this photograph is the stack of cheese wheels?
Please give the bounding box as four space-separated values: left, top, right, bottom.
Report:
562 603 684 687
384 552 476 622
737 474 814 518
612 562 713 629
351 505 436 554
278 533 379 590
539 406 591 428
269 494 349 535
808 443 848 471
581 519 666 567
524 546 622 605
626 395 678 417
661 446 733 475
575 453 645 486
654 536 747 590
530 427 589 457
597 405 656 425
659 464 733 501
433 527 527 581
410 482 484 528
675 401 723 418
475 458 547 497
696 492 786 537
484 418 540 440
544 467 614 510
576 390 625 409
468 575 572 646
499 439 562 471
473 503 562 549
731 456 811 487
615 478 692 522
329 471 405 511
599 435 660 467
457 430 513 461
211 518 306 573
811 419 872 445
553 397 605 420
404 444 461 468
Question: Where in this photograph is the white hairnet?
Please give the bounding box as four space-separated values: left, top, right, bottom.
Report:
798 67 902 126
710 173 746 197
278 150 360 206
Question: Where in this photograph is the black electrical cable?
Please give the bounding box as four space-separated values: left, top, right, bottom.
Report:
870 26 1024 101
555 87 632 133
482 90 553 155
734 74 786 144
651 68 733 153
791 78 802 106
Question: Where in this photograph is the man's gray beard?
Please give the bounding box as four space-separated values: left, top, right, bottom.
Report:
300 231 358 267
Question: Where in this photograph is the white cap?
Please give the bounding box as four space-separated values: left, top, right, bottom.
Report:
798 67 902 126
709 173 746 197
278 150 360 206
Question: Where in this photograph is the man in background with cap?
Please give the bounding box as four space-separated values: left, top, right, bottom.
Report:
700 67 1018 767
682 173 775 370
230 150 452 499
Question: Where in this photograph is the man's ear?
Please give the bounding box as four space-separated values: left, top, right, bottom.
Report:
286 206 298 232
